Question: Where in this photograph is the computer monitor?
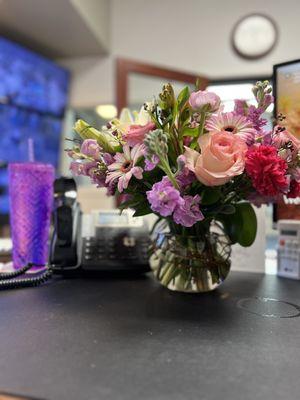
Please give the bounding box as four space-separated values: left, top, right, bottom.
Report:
273 59 300 221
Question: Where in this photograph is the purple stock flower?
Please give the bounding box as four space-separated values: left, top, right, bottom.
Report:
173 195 204 227
264 94 274 108
145 154 159 171
80 139 101 159
176 169 195 188
234 100 268 134
247 106 267 132
146 176 183 217
175 155 196 187
234 99 248 116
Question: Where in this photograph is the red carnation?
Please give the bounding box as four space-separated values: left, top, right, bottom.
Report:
287 180 300 199
245 145 289 197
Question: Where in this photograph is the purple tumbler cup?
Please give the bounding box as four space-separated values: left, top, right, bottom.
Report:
8 162 55 270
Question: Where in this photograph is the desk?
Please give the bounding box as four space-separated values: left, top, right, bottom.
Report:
0 272 299 400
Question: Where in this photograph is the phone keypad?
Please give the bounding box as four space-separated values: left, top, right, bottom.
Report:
82 236 150 266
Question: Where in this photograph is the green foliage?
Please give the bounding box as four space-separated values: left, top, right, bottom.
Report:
201 188 221 205
182 126 199 137
177 86 190 110
218 202 257 247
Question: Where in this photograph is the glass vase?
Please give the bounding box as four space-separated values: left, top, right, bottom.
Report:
150 225 231 293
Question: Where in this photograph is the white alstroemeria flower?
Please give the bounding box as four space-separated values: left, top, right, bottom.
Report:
106 107 152 136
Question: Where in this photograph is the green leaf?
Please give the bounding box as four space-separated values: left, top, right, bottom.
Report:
133 204 152 217
219 204 236 215
235 202 257 247
182 126 199 137
218 202 257 247
218 213 240 244
177 86 190 110
201 188 221 205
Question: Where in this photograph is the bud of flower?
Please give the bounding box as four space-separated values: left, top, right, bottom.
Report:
189 90 221 112
253 80 273 111
177 155 186 171
144 129 168 159
74 119 121 154
159 83 175 109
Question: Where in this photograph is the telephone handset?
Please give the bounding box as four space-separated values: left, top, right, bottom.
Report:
49 177 82 272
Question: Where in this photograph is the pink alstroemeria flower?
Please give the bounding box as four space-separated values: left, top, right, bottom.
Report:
106 144 144 192
122 122 156 146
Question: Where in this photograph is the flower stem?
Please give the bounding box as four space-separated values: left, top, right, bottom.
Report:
198 111 206 136
159 159 180 189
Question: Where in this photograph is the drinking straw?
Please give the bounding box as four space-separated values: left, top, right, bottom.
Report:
28 138 35 162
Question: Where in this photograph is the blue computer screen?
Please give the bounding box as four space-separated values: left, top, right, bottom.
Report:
0 37 70 215
0 37 69 117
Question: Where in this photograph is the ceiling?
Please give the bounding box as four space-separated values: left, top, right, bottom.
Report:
0 0 110 58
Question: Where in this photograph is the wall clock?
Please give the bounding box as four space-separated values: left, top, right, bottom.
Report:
232 14 278 60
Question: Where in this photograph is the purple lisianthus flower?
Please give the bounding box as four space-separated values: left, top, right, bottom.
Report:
173 195 204 227
80 139 101 159
146 176 183 217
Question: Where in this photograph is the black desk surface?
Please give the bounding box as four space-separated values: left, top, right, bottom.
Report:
0 272 299 400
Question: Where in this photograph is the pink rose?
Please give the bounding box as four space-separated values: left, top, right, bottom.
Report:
123 122 156 146
184 131 247 186
189 90 221 112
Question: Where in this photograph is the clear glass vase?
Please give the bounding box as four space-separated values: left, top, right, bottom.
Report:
150 226 231 293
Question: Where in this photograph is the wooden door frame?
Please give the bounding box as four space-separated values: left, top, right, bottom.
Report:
115 57 209 112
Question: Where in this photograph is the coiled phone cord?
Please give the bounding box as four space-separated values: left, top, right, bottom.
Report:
0 263 53 290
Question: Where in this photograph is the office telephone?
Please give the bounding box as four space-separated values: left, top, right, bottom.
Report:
0 178 150 290
50 177 150 275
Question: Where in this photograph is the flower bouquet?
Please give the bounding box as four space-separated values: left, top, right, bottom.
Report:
68 81 300 292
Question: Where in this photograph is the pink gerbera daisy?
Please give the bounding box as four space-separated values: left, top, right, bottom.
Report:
106 144 144 192
206 112 257 145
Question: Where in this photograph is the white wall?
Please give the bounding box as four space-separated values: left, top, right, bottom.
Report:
70 0 111 52
59 0 300 107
